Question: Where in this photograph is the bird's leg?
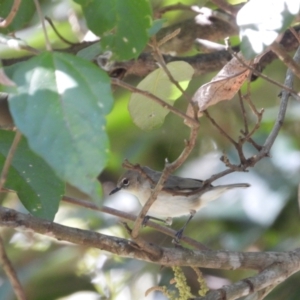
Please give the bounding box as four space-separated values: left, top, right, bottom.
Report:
173 210 196 244
142 216 173 226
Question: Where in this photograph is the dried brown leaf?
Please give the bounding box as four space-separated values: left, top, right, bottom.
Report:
187 53 253 117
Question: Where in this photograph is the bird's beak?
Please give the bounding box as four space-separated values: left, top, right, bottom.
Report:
109 186 122 195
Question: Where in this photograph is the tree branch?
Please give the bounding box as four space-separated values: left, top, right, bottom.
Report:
270 41 300 79
198 261 299 300
0 0 21 28
1 206 300 273
0 235 26 300
0 130 22 191
202 45 300 184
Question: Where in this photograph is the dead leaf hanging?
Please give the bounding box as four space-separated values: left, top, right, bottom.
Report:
187 53 253 117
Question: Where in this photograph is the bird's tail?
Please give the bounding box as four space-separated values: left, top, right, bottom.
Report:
200 183 250 204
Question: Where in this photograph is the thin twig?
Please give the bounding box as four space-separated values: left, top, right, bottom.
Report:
204 168 236 185
270 41 300 79
157 28 181 48
111 78 198 126
0 0 21 28
33 0 51 51
0 236 26 300
289 26 300 44
238 90 249 134
199 261 297 299
150 36 192 103
250 45 300 163
121 222 163 259
203 110 237 145
227 48 300 98
0 130 22 191
45 17 77 46
205 45 300 184
203 110 249 165
239 89 264 145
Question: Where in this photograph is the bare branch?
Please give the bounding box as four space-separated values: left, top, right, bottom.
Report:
150 37 191 103
1 206 300 273
289 26 300 44
45 17 77 46
270 41 300 79
0 0 21 28
198 261 299 300
204 110 237 145
0 235 26 300
204 45 300 185
33 0 51 51
250 45 300 164
204 111 249 165
227 48 300 98
238 90 249 133
121 222 163 260
0 130 22 191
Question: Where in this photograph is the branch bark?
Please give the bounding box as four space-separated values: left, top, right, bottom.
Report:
1 206 300 272
0 235 26 300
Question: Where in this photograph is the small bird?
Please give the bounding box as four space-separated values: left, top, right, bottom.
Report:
110 166 250 241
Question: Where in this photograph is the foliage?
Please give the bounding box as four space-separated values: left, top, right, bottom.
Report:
0 0 299 300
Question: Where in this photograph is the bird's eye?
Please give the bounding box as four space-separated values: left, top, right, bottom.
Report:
122 178 129 186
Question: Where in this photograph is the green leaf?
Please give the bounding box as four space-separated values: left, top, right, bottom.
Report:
74 0 152 60
237 0 300 59
0 130 64 220
8 52 113 199
148 19 165 37
76 42 102 60
129 61 194 131
0 0 35 34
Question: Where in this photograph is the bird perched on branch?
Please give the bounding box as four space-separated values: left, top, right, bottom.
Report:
110 166 250 241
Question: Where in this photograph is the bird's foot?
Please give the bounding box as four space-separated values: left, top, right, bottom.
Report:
142 216 150 227
142 215 172 226
172 228 184 245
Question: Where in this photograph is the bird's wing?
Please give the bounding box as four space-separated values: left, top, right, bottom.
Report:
142 166 210 192
164 176 206 191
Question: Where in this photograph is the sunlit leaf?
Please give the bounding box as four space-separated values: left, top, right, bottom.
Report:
129 61 194 131
8 52 113 199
